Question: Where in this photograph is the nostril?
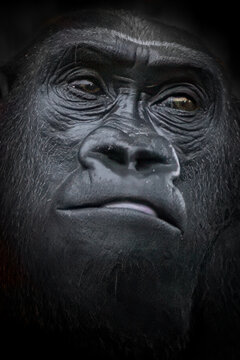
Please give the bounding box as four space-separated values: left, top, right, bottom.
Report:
92 145 127 165
134 150 168 171
135 158 158 171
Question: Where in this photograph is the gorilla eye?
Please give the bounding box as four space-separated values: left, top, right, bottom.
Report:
70 79 102 94
164 96 198 111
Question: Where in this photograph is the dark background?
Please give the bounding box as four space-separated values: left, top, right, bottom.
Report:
0 0 239 93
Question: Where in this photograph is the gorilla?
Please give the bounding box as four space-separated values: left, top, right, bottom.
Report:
0 8 240 360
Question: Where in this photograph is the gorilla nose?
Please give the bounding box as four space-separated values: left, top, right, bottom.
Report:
78 126 180 178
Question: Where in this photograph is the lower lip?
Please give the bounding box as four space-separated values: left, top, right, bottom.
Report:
102 201 158 218
56 207 181 233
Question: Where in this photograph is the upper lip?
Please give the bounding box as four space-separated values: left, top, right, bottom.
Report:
55 169 186 234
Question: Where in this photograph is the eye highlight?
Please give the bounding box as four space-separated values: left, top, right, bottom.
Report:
163 96 198 111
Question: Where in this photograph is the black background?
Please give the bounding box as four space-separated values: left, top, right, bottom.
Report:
0 0 239 93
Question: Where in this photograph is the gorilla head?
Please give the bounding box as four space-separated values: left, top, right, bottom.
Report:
0 9 239 360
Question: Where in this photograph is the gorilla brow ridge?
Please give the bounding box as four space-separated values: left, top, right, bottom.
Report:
41 30 221 80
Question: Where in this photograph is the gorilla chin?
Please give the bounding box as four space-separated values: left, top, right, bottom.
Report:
0 7 240 360
49 207 186 332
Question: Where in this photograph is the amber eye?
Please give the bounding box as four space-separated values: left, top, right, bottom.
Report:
167 96 198 111
71 79 101 94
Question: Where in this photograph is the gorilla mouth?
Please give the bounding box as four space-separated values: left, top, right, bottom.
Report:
58 198 181 231
102 201 158 217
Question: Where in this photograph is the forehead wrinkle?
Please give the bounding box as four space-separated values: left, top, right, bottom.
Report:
49 26 208 56
88 27 213 59
101 27 193 48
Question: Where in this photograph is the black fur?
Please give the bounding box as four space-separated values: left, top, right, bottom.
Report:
0 9 240 359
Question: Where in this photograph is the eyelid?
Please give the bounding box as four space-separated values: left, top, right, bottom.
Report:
68 77 102 91
160 95 198 111
149 83 205 107
68 73 106 91
54 67 108 91
161 94 196 104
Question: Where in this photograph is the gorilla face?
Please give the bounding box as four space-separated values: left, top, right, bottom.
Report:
0 9 239 357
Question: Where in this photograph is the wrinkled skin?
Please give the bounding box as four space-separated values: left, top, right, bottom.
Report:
0 9 240 360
